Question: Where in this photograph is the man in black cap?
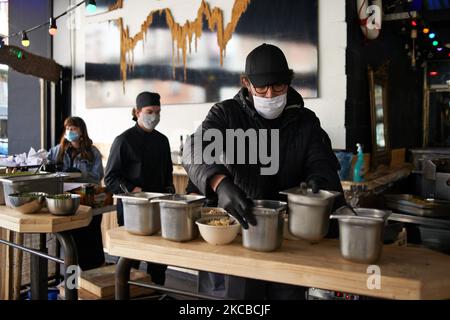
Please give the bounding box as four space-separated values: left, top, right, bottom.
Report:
183 44 344 299
105 91 175 285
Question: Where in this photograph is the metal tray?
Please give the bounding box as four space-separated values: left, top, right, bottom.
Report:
384 194 450 218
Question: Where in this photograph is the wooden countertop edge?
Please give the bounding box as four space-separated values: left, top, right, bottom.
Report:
106 228 450 300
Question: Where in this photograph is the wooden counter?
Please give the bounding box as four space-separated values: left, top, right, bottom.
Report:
107 227 450 300
0 205 92 233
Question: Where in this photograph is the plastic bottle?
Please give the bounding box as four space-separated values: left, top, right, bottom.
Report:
353 143 365 182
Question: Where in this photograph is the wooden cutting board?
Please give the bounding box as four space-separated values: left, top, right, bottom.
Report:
79 265 154 298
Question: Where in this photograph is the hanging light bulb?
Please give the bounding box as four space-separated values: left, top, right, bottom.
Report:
86 0 97 13
21 31 30 47
49 17 58 36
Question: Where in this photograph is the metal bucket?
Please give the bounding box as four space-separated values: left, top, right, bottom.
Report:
331 208 391 264
242 200 287 252
153 195 205 242
280 187 340 243
114 193 167 236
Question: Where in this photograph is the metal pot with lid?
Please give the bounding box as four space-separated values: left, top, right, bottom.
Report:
114 192 168 236
242 200 287 252
152 194 205 242
280 185 341 243
331 208 391 264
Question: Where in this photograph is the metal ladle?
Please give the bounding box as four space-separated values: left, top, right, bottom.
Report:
120 184 131 195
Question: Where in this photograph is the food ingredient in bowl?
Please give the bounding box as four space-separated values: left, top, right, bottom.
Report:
207 217 235 227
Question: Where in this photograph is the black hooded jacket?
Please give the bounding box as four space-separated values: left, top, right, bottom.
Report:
182 87 344 206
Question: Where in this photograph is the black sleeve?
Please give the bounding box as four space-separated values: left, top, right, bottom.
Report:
164 137 175 194
303 115 343 193
186 179 201 194
104 137 136 194
181 103 231 198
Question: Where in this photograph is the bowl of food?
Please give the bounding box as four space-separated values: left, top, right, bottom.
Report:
8 192 48 214
46 194 81 216
196 215 241 245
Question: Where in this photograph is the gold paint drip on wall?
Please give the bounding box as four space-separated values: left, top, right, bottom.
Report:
110 0 252 91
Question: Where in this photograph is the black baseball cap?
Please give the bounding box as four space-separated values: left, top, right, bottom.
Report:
245 43 293 87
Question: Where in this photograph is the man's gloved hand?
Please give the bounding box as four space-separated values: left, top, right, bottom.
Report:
307 176 327 194
216 177 256 229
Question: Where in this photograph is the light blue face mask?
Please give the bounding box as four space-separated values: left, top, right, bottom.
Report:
65 130 80 142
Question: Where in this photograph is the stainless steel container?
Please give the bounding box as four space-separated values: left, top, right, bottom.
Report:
153 195 205 242
0 174 65 207
280 187 341 243
331 208 391 264
242 200 287 252
114 193 167 236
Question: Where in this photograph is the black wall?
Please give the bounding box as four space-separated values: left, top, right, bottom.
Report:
8 0 52 154
346 0 422 153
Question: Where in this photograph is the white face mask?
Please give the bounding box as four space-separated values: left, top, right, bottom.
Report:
253 93 287 120
140 113 160 131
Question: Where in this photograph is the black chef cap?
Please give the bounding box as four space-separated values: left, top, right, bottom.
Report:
136 92 161 109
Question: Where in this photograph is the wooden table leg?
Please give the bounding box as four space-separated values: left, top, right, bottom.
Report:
13 233 24 300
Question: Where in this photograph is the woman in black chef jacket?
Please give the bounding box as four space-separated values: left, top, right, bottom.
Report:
105 92 175 285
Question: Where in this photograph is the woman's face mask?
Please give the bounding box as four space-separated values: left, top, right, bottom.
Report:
253 93 287 120
140 113 160 131
65 130 80 142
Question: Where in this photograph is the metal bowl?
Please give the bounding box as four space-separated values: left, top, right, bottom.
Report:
46 194 81 216
8 192 48 214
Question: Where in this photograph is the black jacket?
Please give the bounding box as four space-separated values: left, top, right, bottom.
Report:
105 124 175 194
182 87 344 203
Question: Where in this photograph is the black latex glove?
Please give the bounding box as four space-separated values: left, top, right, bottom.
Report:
64 167 82 173
307 177 327 194
216 177 256 229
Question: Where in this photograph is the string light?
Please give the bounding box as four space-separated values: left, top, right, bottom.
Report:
437 47 443 52
429 33 436 39
432 40 439 46
411 20 417 27
49 18 58 36
21 31 30 47
86 0 97 13
2 1 94 47
423 28 430 34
